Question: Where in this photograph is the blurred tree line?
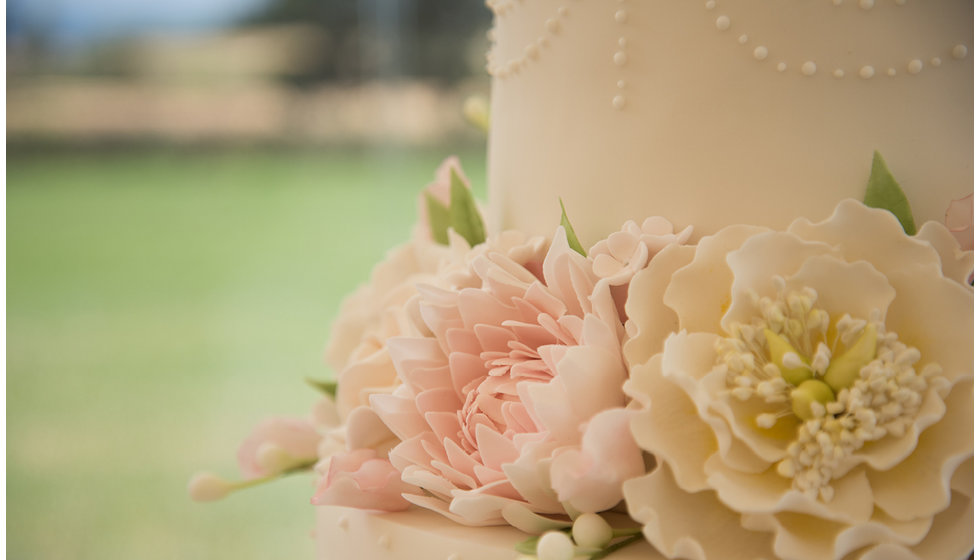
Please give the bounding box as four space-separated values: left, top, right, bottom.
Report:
243 0 491 84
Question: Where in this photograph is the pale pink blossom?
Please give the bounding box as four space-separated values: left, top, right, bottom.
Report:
311 448 421 511
944 193 973 250
370 228 643 526
237 416 322 479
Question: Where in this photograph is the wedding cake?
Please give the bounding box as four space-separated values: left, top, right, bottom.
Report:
191 2 973 559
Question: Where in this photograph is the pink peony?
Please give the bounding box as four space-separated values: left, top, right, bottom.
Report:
370 228 644 526
311 448 421 512
237 416 322 479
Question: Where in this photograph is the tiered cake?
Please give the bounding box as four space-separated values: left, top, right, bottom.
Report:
191 2 972 559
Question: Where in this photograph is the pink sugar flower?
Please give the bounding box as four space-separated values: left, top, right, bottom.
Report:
311 448 420 512
370 228 644 526
237 416 322 479
945 193 973 251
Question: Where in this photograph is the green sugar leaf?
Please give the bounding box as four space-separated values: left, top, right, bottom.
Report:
863 151 916 235
559 198 587 256
449 167 487 246
425 191 452 245
305 377 337 398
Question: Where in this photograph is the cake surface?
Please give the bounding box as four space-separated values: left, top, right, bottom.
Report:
487 0 972 244
315 506 661 560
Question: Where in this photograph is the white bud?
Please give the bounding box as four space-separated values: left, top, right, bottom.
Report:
537 531 575 560
572 513 613 549
188 472 233 502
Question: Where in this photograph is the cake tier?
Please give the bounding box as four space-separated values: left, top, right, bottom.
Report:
314 506 661 560
486 0 973 244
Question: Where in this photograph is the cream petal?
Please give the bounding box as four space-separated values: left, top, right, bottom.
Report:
425 411 461 443
787 200 944 278
854 543 920 560
785 256 895 321
553 345 628 416
663 224 769 333
909 481 974 560
501 503 572 534
473 323 517 353
884 270 973 385
624 464 774 560
502 443 563 511
915 221 974 287
458 287 520 331
855 388 945 470
867 379 973 521
623 243 695 366
400 464 457 499
723 232 834 328
336 349 398 418
707 459 873 524
401 492 502 526
626 354 714 492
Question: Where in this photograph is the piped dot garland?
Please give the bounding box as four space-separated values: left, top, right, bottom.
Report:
704 0 970 79
613 0 629 110
485 0 574 79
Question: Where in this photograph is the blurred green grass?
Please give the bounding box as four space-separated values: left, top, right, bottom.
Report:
7 146 486 560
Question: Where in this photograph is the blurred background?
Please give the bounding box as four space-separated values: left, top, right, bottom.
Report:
7 1 490 558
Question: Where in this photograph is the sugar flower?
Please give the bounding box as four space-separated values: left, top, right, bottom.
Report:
237 415 322 479
944 193 973 251
311 448 422 511
623 200 973 560
370 228 644 526
589 216 693 321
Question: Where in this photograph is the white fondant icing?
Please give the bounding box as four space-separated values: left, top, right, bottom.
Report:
315 506 661 560
488 1 972 243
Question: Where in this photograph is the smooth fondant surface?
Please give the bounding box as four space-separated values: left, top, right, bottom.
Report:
315 506 661 560
487 0 972 243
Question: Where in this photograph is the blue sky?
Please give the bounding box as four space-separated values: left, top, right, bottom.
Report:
8 0 270 46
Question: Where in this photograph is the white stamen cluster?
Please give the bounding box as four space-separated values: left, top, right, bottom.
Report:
714 279 944 502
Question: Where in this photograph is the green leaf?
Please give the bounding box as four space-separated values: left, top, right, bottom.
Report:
305 377 337 398
514 535 540 555
559 198 587 256
863 151 916 235
425 192 452 245
449 168 487 246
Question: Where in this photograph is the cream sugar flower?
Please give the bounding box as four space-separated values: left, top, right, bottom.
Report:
622 200 973 560
369 227 645 526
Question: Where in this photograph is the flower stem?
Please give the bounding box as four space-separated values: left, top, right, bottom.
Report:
590 533 645 559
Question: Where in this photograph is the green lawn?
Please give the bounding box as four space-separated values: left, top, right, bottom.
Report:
7 146 486 560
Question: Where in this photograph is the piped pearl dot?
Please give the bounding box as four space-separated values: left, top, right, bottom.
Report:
801 61 817 76
525 45 539 60
337 515 349 530
447 555 461 560
546 18 560 33
908 59 923 74
618 37 628 48
738 34 749 45
538 37 548 48
952 44 969 60
617 80 626 89
833 69 845 79
378 535 391 549
859 65 875 79
715 15 731 31
705 0 717 9
614 51 627 66
557 6 568 17
859 0 874 9
832 0 844 5
887 68 897 76
931 57 942 67
777 62 787 72
614 9 628 23
612 95 626 110
753 46 768 60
